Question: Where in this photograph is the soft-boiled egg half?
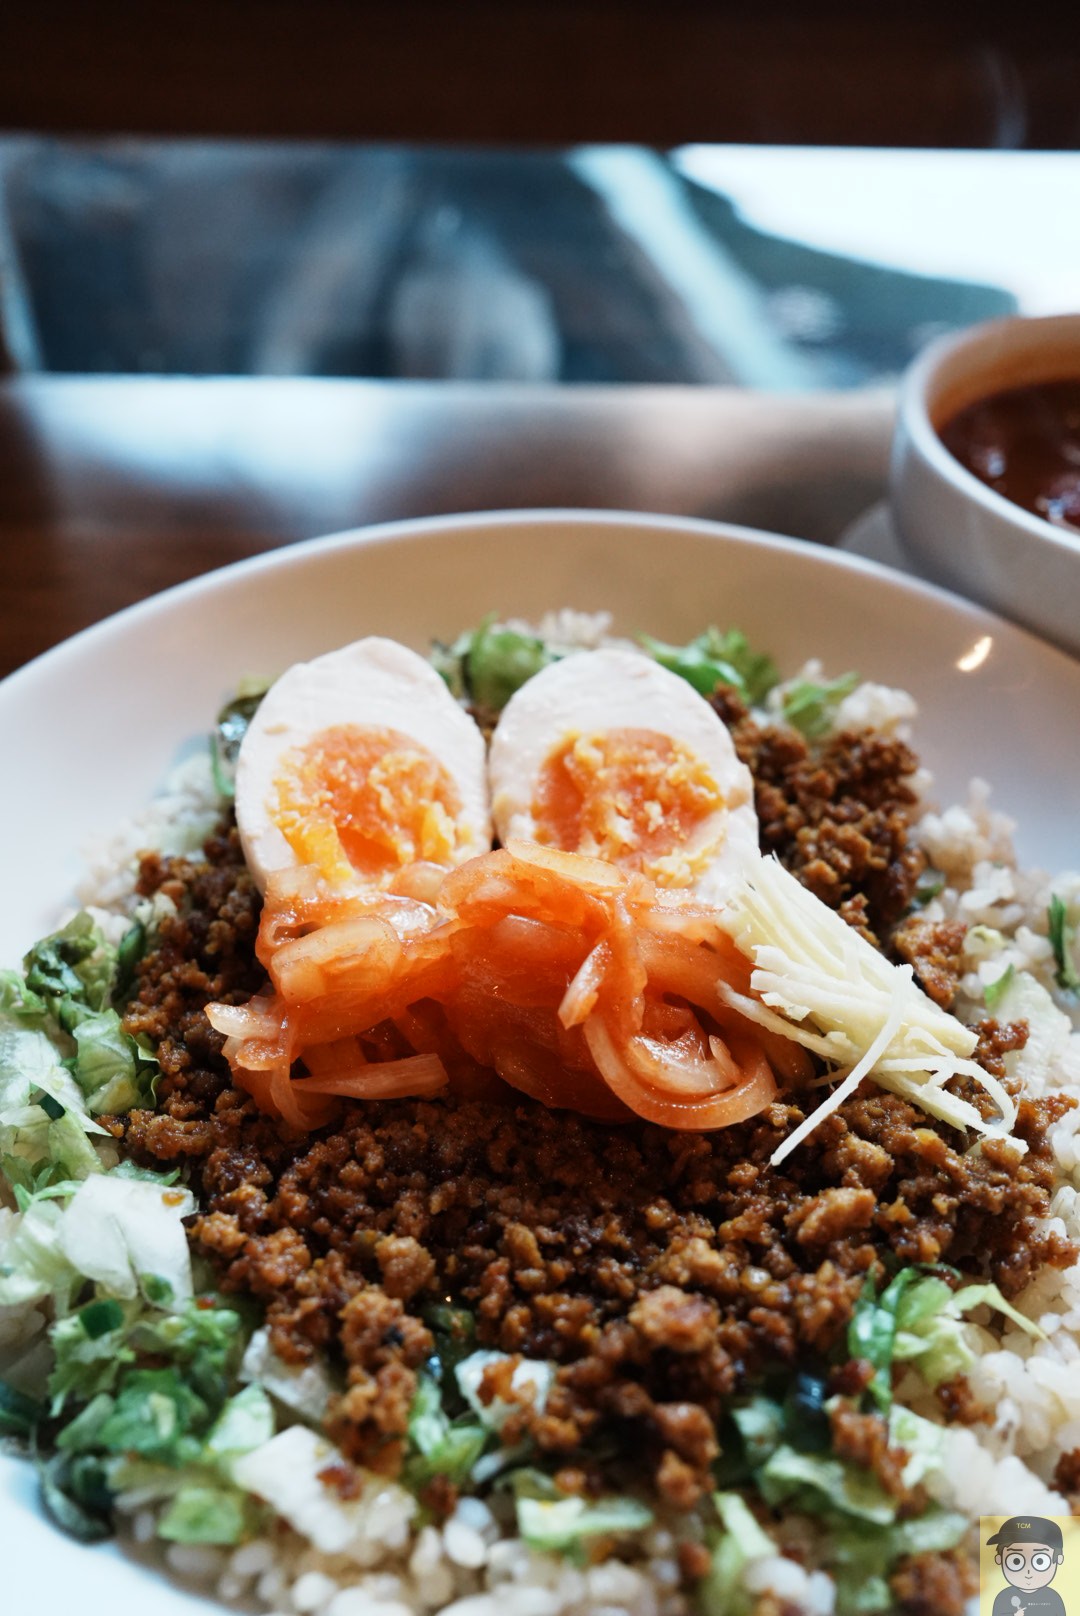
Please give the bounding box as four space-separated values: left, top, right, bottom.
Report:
488 648 759 904
235 636 491 892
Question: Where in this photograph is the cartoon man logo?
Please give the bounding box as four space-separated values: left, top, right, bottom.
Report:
988 1518 1068 1616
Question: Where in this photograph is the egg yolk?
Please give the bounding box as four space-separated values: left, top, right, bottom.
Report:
532 728 726 887
271 724 462 886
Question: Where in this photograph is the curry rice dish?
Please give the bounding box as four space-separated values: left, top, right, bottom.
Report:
3 615 1080 1616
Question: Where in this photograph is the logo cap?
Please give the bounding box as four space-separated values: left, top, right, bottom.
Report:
987 1518 1065 1555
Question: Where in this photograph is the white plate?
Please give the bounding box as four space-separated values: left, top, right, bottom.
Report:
3 506 1080 1612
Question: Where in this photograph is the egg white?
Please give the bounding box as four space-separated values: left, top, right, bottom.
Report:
488 647 759 904
235 636 491 891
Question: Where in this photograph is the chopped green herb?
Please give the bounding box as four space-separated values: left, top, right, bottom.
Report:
707 629 780 706
78 1298 125 1341
640 627 780 705
451 619 560 711
984 964 1015 1010
0 1379 46 1437
781 671 859 738
37 1451 114 1543
111 919 146 1005
127 1300 246 1411
1049 895 1080 992
423 1302 476 1404
639 633 744 698
50 1311 132 1410
142 1274 175 1307
912 868 945 908
55 1393 116 1455
23 912 114 1025
94 1369 211 1466
211 680 271 799
782 1369 831 1452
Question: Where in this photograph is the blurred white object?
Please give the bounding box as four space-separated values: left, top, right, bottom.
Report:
677 147 1080 317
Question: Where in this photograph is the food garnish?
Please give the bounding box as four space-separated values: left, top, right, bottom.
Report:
1049 892 1080 991
718 855 1021 1160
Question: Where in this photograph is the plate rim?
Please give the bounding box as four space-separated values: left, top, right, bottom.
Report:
5 505 1079 703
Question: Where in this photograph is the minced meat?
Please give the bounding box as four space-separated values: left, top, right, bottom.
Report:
114 824 1075 1501
710 687 925 948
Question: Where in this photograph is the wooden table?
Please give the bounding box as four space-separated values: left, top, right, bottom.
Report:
1 0 1076 148
0 377 893 679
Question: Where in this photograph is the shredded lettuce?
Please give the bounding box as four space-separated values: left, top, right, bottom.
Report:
0 1196 81 1311
0 969 48 1026
827 1508 969 1615
49 1310 135 1408
37 1450 114 1543
0 915 275 1552
700 1491 776 1616
90 1369 211 1466
203 1384 275 1467
22 913 117 1028
54 1174 195 1310
157 1482 256 1545
757 1444 896 1526
515 1491 653 1553
893 1274 1042 1386
848 1264 1043 1401
239 1325 337 1424
730 1396 785 1470
780 671 859 737
0 1022 111 1156
721 1373 829 1481
0 912 159 1221
71 1010 158 1114
848 1268 926 1411
404 1371 488 1489
43 1292 265 1545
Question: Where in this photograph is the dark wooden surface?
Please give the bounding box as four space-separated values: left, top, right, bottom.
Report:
0 377 893 678
0 0 1077 149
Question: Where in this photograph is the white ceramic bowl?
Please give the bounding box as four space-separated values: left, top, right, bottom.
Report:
889 312 1080 658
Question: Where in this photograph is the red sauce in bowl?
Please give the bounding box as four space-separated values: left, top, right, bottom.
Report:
938 378 1080 532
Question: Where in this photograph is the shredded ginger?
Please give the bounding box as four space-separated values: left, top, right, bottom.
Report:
717 855 1024 1163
